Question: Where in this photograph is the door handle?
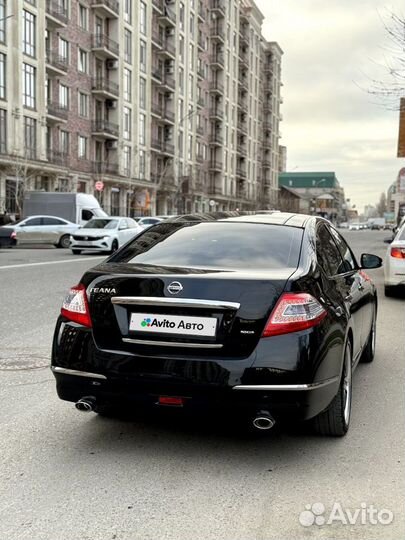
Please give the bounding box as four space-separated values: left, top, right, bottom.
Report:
358 283 364 291
335 306 344 317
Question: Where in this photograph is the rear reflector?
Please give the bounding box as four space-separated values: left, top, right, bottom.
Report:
158 396 184 407
262 292 327 338
61 283 92 328
391 247 405 259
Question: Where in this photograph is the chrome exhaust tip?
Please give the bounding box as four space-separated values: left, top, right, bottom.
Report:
252 411 275 431
75 397 95 413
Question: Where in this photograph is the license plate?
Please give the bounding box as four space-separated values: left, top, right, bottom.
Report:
129 312 217 337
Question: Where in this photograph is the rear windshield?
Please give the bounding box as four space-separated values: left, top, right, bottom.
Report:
110 222 303 270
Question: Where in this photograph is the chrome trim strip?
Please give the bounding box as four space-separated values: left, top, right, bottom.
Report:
232 376 340 391
111 296 240 310
122 337 223 349
51 367 107 380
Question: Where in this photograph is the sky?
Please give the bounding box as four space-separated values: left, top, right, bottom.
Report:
256 0 405 212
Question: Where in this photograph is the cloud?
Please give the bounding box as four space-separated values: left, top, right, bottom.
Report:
256 0 404 212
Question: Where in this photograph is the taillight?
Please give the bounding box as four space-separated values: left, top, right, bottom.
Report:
60 284 92 327
391 247 405 259
262 292 327 338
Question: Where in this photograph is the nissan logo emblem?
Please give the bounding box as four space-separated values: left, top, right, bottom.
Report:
167 281 183 295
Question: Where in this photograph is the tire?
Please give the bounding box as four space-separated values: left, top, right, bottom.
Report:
110 239 119 253
72 249 82 255
58 234 70 249
384 285 396 297
360 305 376 363
313 341 352 437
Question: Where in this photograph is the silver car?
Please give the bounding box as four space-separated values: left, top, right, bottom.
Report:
12 215 79 248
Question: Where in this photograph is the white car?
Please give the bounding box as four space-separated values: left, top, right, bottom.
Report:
10 215 79 248
384 224 405 296
70 217 142 254
349 223 362 231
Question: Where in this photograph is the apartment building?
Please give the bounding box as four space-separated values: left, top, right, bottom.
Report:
0 0 283 217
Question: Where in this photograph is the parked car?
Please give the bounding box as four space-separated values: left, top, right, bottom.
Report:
349 223 361 231
70 217 143 254
52 212 382 436
138 217 163 229
384 223 405 296
4 215 79 248
0 226 17 248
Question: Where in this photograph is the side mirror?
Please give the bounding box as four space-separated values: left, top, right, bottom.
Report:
384 236 394 244
360 253 383 269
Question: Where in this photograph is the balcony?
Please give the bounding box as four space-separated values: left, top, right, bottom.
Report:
238 74 248 91
45 50 68 76
151 102 163 117
262 159 271 168
159 6 176 26
209 108 223 120
151 139 175 155
157 39 176 59
263 122 272 132
209 133 223 145
196 153 204 163
159 74 176 91
210 53 224 69
198 3 205 20
237 142 247 156
209 162 223 173
152 29 163 47
208 184 223 195
210 0 225 18
239 30 249 48
91 77 119 98
91 33 119 59
237 123 248 135
47 149 68 166
93 161 119 175
197 96 205 108
152 0 164 12
46 102 68 124
209 80 224 94
264 63 274 74
151 67 163 83
236 167 247 180
90 0 119 18
197 35 205 51
197 66 205 79
239 51 249 69
237 101 248 114
91 119 119 139
210 24 225 42
196 125 204 136
45 0 68 27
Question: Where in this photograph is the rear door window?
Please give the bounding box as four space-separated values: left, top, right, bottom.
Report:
316 224 345 276
329 227 357 272
110 222 303 270
42 217 66 226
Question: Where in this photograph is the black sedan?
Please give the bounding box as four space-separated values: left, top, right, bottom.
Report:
0 226 17 248
51 212 382 436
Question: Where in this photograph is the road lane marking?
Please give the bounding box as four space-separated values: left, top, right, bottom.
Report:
0 256 106 270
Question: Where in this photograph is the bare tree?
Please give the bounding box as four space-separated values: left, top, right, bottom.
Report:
376 192 387 216
1 153 50 216
367 10 405 108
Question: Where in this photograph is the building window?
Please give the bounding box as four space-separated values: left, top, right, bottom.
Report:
78 92 88 117
124 29 132 63
179 36 184 64
0 0 6 44
78 49 88 73
123 106 131 140
0 53 5 99
139 78 146 109
78 4 88 30
139 149 145 178
60 130 69 155
139 113 145 145
78 135 87 159
59 37 69 61
23 10 36 57
179 2 184 30
22 63 36 108
189 43 194 70
140 40 146 73
124 0 132 24
190 13 194 34
188 74 194 100
0 108 6 153
140 1 147 35
123 146 131 176
59 83 69 109
24 116 36 159
123 68 131 101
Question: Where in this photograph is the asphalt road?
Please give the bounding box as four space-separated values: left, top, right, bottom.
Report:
0 231 404 540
